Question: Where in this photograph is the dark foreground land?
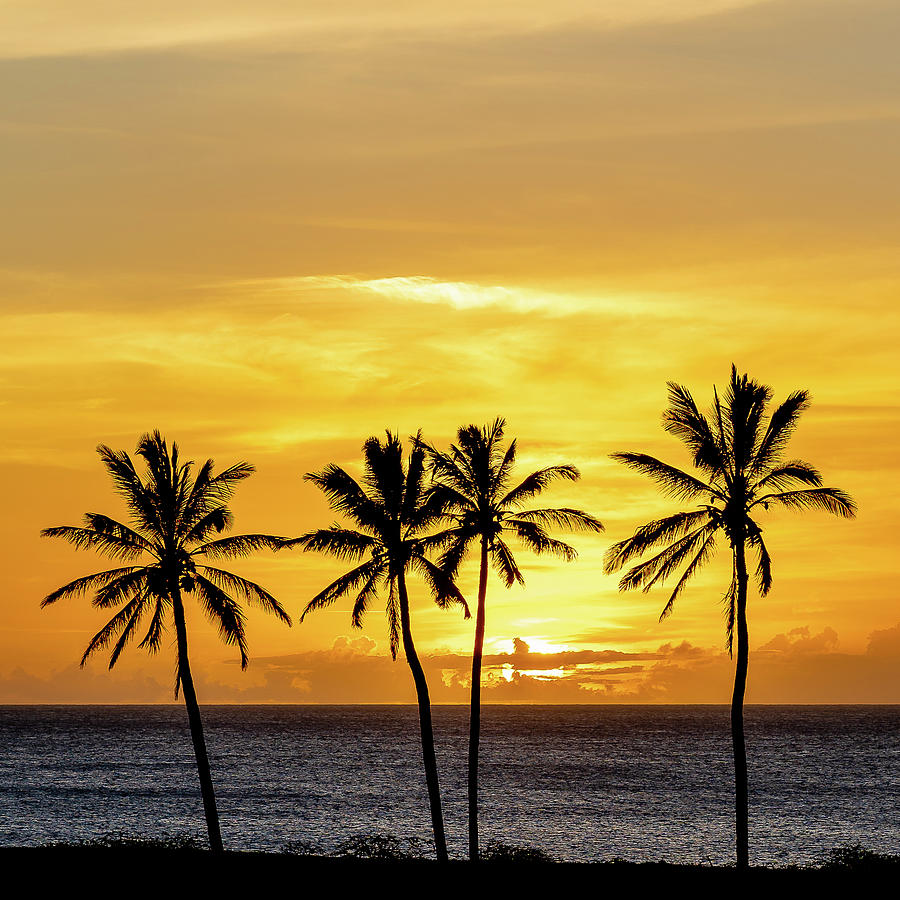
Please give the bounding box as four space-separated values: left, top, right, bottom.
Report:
4 845 898 895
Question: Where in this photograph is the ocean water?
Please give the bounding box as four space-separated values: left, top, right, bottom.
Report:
0 705 896 864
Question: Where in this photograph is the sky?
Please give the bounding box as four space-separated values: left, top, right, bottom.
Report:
1 0 897 703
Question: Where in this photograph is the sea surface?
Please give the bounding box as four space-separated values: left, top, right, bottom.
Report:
0 705 896 864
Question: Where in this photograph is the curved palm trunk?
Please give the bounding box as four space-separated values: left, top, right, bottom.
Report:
398 572 449 862
731 539 750 869
172 588 224 853
467 537 489 861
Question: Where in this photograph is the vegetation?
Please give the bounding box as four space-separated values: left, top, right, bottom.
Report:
603 367 856 868
284 431 469 862
40 432 291 851
420 418 603 860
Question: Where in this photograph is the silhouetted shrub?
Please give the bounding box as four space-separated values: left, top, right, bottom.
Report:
42 831 204 850
820 845 900 871
480 841 554 863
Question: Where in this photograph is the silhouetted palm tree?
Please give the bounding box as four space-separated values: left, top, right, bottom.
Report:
286 432 468 862
421 418 604 861
41 432 291 851
603 367 856 868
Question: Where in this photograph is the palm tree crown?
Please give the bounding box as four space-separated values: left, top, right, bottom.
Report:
290 430 468 655
41 431 291 675
424 417 605 586
603 367 855 648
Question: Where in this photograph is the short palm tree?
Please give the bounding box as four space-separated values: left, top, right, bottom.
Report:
421 417 605 861
286 431 469 862
41 431 291 852
603 367 856 868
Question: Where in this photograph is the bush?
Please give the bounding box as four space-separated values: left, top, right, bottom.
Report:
480 841 554 863
820 845 900 871
42 831 204 851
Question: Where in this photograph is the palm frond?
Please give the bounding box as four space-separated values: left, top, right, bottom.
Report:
95 444 161 534
282 527 377 562
747 526 772 596
500 464 580 508
178 458 216 534
490 538 524 587
658 529 718 621
609 453 721 502
299 558 386 622
40 567 141 608
509 507 604 534
508 520 577 561
437 531 478 580
196 533 287 559
92 567 155 609
363 432 404 513
662 381 729 477
756 487 857 518
750 461 822 495
617 524 718 593
402 433 427 522
603 509 712 574
491 432 517 499
411 556 470 617
425 483 477 515
425 446 479 505
182 506 233 545
724 366 771 474
137 598 168 653
193 575 249 669
107 595 149 669
349 564 383 628
40 524 151 561
80 594 146 667
304 465 386 534
752 390 811 473
386 581 400 660
199 565 292 625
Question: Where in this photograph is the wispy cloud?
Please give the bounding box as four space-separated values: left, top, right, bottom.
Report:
230 273 669 318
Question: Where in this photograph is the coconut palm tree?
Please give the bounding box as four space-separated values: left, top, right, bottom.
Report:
285 431 469 862
603 367 856 868
420 418 605 861
40 431 291 852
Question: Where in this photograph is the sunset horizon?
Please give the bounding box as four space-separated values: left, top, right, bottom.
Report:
2 1 898 871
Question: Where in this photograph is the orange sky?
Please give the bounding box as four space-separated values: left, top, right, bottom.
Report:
1 0 898 703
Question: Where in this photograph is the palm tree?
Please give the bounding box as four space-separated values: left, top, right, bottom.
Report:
285 431 469 862
41 431 291 852
421 417 605 861
603 366 856 868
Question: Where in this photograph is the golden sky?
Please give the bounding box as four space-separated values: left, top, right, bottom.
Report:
1 0 898 702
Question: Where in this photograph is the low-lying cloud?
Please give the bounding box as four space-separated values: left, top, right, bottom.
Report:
3 623 897 704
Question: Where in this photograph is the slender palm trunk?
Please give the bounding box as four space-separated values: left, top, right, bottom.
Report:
467 537 489 861
397 572 448 862
731 538 750 869
172 588 224 853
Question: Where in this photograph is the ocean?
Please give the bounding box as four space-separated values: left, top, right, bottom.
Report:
0 705 896 864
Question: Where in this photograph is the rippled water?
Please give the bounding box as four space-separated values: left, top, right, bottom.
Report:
0 705 896 863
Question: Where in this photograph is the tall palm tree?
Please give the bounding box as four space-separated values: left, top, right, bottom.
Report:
41 431 291 852
603 367 856 868
286 431 469 862
421 418 605 861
